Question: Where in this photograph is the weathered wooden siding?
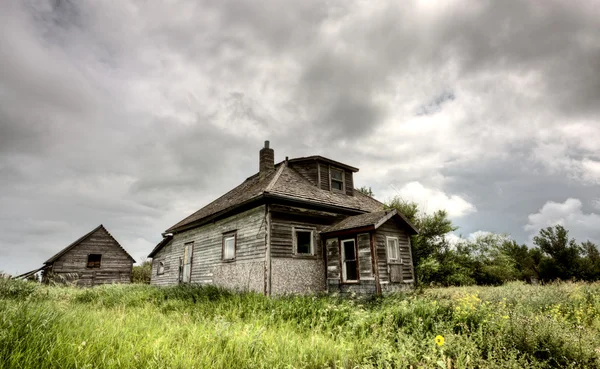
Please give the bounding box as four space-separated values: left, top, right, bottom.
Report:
150 240 175 286
375 218 414 285
344 171 354 196
319 163 329 191
51 227 133 286
357 233 372 279
270 206 339 258
289 162 318 186
150 206 267 292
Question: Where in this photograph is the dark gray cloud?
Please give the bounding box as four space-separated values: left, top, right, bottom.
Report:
1 0 599 275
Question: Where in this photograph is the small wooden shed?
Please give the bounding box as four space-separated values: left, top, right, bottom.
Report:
41 225 135 286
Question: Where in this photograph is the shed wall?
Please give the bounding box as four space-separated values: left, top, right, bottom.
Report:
51 227 133 286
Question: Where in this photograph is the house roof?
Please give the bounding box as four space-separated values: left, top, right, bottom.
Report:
44 225 136 264
148 235 173 258
287 156 359 172
321 209 419 236
165 160 384 233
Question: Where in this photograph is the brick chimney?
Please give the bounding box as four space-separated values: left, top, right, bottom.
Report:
259 140 274 179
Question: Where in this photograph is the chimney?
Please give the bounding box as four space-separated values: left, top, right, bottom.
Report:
259 140 274 179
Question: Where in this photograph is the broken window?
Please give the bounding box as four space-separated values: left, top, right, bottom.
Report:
386 236 401 263
293 227 314 255
341 239 358 282
331 168 344 191
223 233 236 260
157 261 165 275
87 254 102 268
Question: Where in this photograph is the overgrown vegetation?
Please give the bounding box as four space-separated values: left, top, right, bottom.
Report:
385 196 600 286
132 259 152 284
1 279 599 368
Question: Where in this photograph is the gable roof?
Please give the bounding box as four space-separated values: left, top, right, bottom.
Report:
321 209 419 236
44 225 136 264
165 160 384 233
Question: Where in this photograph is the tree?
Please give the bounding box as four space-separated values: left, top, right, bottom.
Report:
132 260 152 284
356 186 374 197
385 196 457 285
533 225 581 281
579 240 600 281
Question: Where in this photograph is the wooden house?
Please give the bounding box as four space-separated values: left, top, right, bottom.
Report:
38 225 135 286
148 142 418 295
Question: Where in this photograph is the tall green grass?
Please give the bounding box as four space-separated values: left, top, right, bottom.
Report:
1 278 599 368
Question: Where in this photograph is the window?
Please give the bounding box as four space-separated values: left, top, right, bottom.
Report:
331 168 344 191
157 261 165 275
293 227 314 255
222 233 236 260
341 239 358 282
87 254 102 268
386 236 401 263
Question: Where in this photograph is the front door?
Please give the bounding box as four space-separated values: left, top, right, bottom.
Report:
182 242 193 283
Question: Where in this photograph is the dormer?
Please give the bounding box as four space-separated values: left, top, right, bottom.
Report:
288 156 358 196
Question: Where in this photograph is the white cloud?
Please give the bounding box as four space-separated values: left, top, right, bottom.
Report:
525 198 600 244
390 181 477 218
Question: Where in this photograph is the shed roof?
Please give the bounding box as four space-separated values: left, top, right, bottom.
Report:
44 225 136 264
321 209 419 236
165 160 384 233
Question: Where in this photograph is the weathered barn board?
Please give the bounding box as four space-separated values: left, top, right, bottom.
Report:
151 206 266 292
375 218 414 284
45 225 134 287
345 171 354 196
289 162 318 186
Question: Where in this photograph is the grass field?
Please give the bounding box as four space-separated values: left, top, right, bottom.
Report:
1 279 600 368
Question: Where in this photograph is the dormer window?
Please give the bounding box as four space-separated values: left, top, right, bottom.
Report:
331 168 344 191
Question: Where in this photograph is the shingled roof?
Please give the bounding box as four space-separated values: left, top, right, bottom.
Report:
45 225 136 264
321 209 419 235
165 160 385 233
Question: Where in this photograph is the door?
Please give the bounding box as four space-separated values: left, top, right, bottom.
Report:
341 239 358 282
386 236 403 283
182 242 193 283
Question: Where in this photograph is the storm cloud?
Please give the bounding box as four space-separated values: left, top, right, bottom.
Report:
1 0 599 275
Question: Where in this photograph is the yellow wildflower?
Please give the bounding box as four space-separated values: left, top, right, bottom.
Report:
435 335 445 347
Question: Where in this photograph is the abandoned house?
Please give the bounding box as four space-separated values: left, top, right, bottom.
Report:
17 225 136 286
148 142 418 295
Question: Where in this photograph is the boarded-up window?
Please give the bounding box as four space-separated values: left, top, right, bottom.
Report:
293 227 314 255
331 168 344 191
223 233 236 260
87 254 101 268
182 243 193 283
341 239 358 282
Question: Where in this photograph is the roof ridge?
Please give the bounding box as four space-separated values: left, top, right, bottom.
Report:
44 224 103 264
265 162 286 192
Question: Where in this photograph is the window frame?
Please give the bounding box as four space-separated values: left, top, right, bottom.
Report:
330 167 345 192
157 261 165 275
340 238 359 283
386 236 402 263
222 232 237 261
87 254 102 269
292 226 316 257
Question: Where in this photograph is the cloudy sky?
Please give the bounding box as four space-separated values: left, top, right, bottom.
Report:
1 0 599 275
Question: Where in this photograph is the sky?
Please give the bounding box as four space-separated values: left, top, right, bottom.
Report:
1 0 599 275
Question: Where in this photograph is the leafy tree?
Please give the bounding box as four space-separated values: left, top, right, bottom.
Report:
132 260 152 284
385 196 457 285
580 240 600 280
533 225 581 281
356 186 375 197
